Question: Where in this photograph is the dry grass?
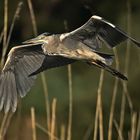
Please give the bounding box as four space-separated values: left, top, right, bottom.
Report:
0 0 140 140
31 107 37 140
27 0 51 137
50 99 57 140
0 1 23 140
67 64 73 140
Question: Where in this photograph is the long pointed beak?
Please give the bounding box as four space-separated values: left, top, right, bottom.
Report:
22 37 42 44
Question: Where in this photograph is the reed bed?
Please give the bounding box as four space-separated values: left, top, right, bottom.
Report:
0 0 140 140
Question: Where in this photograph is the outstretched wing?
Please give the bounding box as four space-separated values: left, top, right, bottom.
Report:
0 44 45 113
67 15 140 49
0 44 76 113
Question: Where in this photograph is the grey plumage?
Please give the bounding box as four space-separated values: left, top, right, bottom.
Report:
0 15 140 113
0 44 75 113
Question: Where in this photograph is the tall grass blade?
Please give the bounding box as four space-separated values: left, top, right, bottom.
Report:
27 0 51 135
136 113 140 140
108 48 119 140
1 0 8 67
67 64 73 140
118 1 132 139
41 75 51 132
60 124 65 140
0 0 21 139
98 70 104 140
36 122 59 140
31 107 37 140
63 21 73 140
50 99 57 140
6 2 23 48
93 94 99 140
114 120 124 140
130 112 137 140
93 70 104 140
0 30 4 45
27 0 37 36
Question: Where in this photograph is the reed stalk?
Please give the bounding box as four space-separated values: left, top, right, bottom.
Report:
36 122 59 140
0 1 23 140
1 0 8 67
114 120 124 140
108 48 119 140
0 30 4 44
118 1 132 139
130 112 137 140
60 124 65 140
50 99 57 140
93 70 104 140
136 113 140 140
31 107 37 140
67 64 73 140
27 0 51 135
93 94 99 140
98 70 104 140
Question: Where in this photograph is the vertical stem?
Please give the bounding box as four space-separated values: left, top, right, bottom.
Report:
118 1 132 139
0 30 4 45
6 2 23 48
136 113 140 140
130 112 137 140
41 74 51 133
114 120 124 140
50 99 57 140
27 0 51 135
124 0 131 76
98 70 104 140
108 48 119 140
31 107 37 140
27 0 38 36
93 95 99 140
67 64 73 140
93 70 104 140
64 20 72 140
118 93 126 140
122 0 133 114
1 0 8 67
3 0 8 48
60 125 65 140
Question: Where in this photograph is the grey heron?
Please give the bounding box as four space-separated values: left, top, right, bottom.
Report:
0 15 140 113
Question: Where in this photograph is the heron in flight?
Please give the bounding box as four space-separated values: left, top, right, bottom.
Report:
0 15 140 113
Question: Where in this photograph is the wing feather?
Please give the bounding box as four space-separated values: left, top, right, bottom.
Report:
0 45 45 113
68 15 140 49
0 44 76 112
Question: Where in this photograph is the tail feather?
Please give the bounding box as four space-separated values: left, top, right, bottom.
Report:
88 60 128 80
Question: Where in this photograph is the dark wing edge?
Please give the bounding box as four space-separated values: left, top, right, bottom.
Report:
68 15 140 48
29 56 76 76
97 16 140 48
0 45 45 113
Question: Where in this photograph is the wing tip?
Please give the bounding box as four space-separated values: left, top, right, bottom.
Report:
0 71 18 113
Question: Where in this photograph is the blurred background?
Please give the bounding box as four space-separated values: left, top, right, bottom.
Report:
0 0 140 140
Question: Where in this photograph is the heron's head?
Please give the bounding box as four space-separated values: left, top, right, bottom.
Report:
23 33 52 44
